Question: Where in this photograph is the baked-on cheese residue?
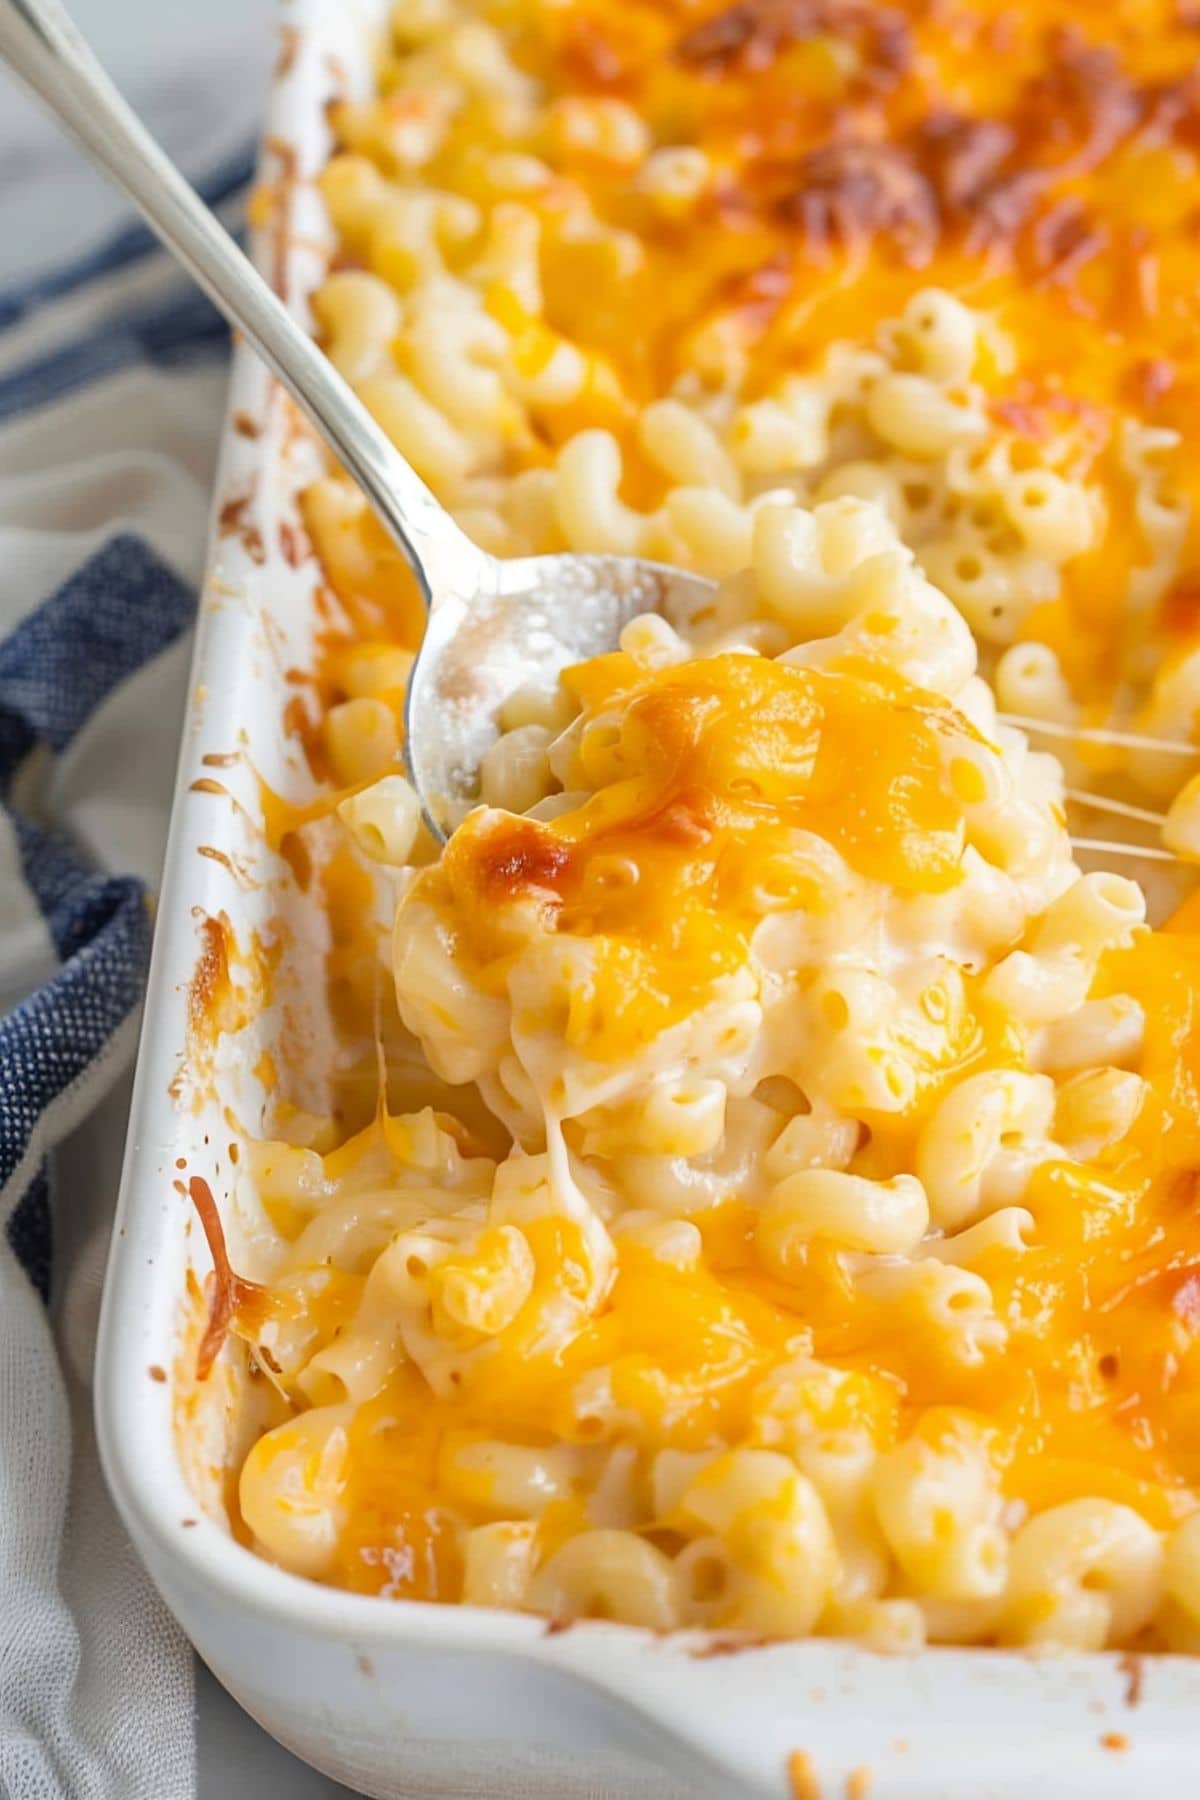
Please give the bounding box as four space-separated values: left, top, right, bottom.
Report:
182 0 1200 1652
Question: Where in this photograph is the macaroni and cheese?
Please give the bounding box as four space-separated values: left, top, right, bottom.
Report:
195 0 1200 1653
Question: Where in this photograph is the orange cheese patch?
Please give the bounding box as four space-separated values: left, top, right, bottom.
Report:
433 655 979 1057
210 0 1200 1615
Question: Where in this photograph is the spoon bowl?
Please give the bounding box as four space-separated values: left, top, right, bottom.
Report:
405 552 715 838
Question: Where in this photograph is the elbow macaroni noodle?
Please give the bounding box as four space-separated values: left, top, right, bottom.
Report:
213 0 1200 1652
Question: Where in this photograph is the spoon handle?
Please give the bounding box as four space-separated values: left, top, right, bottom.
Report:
0 0 486 598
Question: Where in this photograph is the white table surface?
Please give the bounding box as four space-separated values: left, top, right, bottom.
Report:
3 0 355 1791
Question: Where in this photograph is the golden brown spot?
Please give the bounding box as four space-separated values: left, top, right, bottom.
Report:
468 815 574 907
280 830 313 891
187 912 234 1042
1119 1651 1145 1707
689 1633 771 1658
279 520 310 568
777 140 939 265
788 1749 823 1800
218 491 252 537
676 0 910 84
187 1176 270 1380
218 490 268 566
1159 574 1200 641
713 254 795 330
647 791 714 847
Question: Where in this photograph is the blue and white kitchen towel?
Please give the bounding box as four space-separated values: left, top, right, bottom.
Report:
0 18 263 1788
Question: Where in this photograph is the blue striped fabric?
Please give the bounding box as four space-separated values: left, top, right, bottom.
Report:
0 167 249 1305
0 141 254 330
0 540 196 1295
0 285 230 422
0 533 198 759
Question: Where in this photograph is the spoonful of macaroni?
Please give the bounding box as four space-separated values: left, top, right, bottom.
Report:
0 0 713 838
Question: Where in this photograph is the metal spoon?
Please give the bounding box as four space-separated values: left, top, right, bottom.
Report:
0 0 712 837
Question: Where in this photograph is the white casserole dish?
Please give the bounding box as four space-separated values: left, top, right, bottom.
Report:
93 1 1200 1792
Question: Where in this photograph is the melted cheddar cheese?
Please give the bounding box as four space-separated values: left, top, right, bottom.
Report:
189 0 1200 1651
308 0 1200 709
433 654 979 1058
